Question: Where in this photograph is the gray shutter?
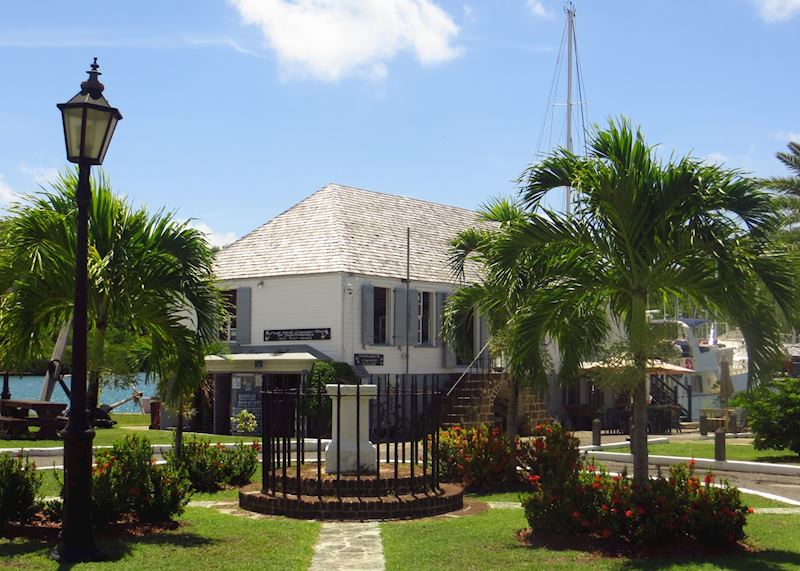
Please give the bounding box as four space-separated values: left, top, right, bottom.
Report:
393 287 408 346
478 315 490 368
361 284 374 345
236 287 251 344
438 292 457 367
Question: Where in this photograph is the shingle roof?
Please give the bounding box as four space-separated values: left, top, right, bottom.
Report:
214 183 485 284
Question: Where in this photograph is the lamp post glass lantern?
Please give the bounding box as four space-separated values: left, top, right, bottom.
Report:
54 58 121 563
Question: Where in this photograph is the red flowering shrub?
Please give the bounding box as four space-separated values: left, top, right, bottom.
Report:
437 425 515 489
517 422 580 485
522 459 750 546
93 434 191 523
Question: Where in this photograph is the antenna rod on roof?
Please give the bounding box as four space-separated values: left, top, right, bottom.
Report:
405 227 411 377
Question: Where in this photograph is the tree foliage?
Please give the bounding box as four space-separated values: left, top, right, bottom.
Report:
0 168 225 408
484 118 800 481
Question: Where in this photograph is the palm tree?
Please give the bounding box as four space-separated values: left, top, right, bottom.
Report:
765 141 800 195
443 198 606 443
0 169 225 424
497 119 800 483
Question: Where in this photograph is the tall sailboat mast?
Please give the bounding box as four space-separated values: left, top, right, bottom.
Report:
534 1 587 215
565 1 576 213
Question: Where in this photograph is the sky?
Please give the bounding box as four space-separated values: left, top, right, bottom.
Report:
0 0 798 246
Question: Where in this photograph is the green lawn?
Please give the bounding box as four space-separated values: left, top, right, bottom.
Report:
0 413 254 449
381 508 800 570
0 507 318 570
613 441 800 463
2 465 317 570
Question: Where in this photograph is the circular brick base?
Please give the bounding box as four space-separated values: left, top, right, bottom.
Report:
239 482 464 520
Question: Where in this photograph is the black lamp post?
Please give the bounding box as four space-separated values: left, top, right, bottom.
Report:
54 58 121 563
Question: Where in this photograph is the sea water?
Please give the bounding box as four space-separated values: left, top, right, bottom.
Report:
3 373 156 413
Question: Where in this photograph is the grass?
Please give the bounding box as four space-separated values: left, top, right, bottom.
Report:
381 507 800 570
0 413 254 449
0 507 319 570
2 465 318 570
612 441 800 464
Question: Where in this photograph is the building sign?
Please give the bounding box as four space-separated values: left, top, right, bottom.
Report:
354 353 384 366
263 328 331 342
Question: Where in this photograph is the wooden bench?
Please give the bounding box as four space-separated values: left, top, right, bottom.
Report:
0 415 29 437
699 408 738 434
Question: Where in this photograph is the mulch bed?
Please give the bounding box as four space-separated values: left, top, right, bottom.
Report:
1 511 181 542
516 528 756 560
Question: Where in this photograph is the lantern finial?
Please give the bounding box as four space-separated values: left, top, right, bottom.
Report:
80 58 104 99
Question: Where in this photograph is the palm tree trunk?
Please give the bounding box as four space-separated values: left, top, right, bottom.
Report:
175 398 185 458
87 323 107 425
629 294 650 484
505 374 520 481
631 381 649 483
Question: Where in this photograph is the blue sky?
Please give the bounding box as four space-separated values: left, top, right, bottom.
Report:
0 0 798 245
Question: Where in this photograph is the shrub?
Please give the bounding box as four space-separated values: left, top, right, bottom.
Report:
168 438 260 491
0 452 42 524
231 409 258 433
741 377 800 455
138 464 192 522
517 422 580 485
521 460 750 546
167 439 227 492
437 425 515 489
92 434 192 523
225 441 260 486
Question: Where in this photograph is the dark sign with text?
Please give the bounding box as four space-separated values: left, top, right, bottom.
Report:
354 353 384 366
263 328 331 342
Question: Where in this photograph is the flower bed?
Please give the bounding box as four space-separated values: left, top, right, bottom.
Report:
437 425 515 489
519 423 751 547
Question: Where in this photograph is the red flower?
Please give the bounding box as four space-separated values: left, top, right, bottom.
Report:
533 438 545 450
601 528 612 539
528 474 541 484
747 507 755 514
581 520 590 528
688 459 697 467
704 473 714 485
625 510 634 518
572 511 581 519
637 506 647 515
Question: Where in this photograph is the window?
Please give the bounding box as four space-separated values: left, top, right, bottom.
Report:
221 289 237 342
417 291 432 345
373 287 388 344
456 311 476 366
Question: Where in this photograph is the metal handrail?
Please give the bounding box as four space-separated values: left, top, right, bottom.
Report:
446 341 492 397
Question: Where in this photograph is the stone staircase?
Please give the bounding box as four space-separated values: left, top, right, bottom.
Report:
442 373 489 428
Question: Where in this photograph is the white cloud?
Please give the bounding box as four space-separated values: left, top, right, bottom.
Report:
703 152 729 165
228 0 461 81
752 0 800 21
526 0 551 18
189 221 237 248
0 175 17 209
19 164 60 186
777 131 800 143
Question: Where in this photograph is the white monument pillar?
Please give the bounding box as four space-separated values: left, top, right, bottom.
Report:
325 384 378 475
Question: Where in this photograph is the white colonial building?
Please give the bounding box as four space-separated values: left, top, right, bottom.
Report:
207 183 499 433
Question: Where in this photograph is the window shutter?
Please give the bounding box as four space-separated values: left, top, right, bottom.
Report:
438 292 457 367
236 287 251 344
362 284 374 345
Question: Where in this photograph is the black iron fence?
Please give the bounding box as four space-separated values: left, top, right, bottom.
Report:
261 375 447 498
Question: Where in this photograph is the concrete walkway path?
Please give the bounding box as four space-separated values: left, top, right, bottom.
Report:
310 521 385 571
